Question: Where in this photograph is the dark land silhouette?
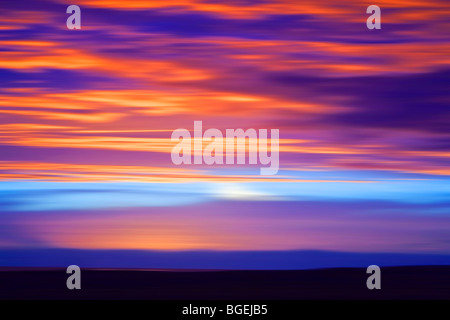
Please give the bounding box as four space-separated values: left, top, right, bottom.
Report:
1 266 449 300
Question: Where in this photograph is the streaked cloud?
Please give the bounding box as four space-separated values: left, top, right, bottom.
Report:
0 0 449 260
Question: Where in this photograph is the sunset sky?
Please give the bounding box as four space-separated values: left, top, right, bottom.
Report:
0 0 449 268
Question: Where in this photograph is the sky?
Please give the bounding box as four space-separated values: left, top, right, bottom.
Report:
0 0 449 269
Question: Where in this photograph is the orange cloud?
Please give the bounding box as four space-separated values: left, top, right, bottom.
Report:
0 44 211 81
0 161 379 183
